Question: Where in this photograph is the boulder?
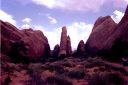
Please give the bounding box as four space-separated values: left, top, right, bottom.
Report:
1 20 50 62
85 6 128 61
103 5 128 60
85 16 117 56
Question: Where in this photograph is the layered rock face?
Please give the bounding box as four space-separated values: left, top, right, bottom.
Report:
85 6 128 60
76 40 85 57
1 20 50 62
59 26 72 57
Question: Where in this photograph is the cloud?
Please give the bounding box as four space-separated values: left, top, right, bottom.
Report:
125 0 128 3
22 17 32 23
67 22 93 50
111 10 124 23
0 10 16 25
47 14 57 24
32 0 105 12
17 0 128 12
33 22 93 50
33 25 61 50
21 24 30 28
21 18 32 29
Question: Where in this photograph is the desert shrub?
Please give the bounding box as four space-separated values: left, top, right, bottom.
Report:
27 64 44 85
99 66 106 72
26 72 44 85
9 41 30 63
2 63 15 73
62 62 74 67
88 72 126 85
28 63 44 73
48 64 64 74
46 76 72 85
84 59 104 68
110 65 128 75
26 63 45 85
88 73 105 85
106 73 126 85
103 62 128 75
2 75 12 85
68 70 85 79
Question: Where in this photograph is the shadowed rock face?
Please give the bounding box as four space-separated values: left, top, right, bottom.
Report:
104 6 128 49
85 6 128 60
85 16 117 55
59 26 72 57
67 36 72 57
52 44 60 58
104 5 128 60
77 40 85 57
1 20 50 62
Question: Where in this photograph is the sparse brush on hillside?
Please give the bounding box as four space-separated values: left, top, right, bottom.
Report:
88 72 127 85
45 76 72 85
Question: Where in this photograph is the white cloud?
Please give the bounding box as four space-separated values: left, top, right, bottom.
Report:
125 0 128 3
33 22 93 50
22 17 32 23
0 10 16 25
18 0 128 12
21 17 32 29
47 15 57 24
21 24 30 28
32 0 56 8
111 10 124 23
67 22 93 50
33 25 61 50
32 0 105 12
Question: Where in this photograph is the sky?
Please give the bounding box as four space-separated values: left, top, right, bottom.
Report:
0 0 128 50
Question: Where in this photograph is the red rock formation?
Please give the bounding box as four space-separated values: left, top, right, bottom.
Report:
59 26 72 57
85 16 117 55
67 36 72 57
85 6 128 60
77 40 85 56
59 26 67 56
104 5 128 59
52 44 60 58
105 6 128 48
1 20 50 62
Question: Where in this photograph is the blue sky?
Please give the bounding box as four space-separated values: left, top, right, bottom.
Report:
0 0 128 49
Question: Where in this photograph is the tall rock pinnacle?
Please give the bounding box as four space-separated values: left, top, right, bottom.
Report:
59 26 72 57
